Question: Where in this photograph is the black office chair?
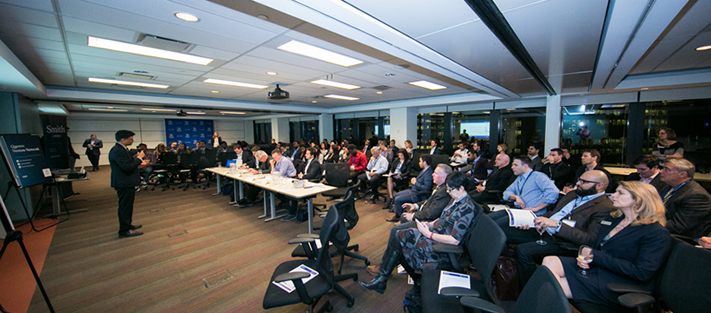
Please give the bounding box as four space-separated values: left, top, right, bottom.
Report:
193 149 216 190
457 266 572 313
320 163 350 200
262 205 357 313
420 214 507 313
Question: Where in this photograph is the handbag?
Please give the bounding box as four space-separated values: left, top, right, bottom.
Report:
491 256 520 301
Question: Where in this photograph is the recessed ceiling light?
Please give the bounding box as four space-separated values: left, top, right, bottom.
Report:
88 108 128 112
310 79 360 90
88 77 169 89
107 107 113 109
204 78 268 89
141 108 175 112
211 90 220 93
409 80 447 90
312 101 317 103
266 72 278 76
696 45 711 51
483 111 490 114
187 111 205 115
87 36 213 65
175 12 199 22
641 87 649 90
277 40 363 67
376 91 383 95
220 111 246 115
324 94 359 101
257 14 269 20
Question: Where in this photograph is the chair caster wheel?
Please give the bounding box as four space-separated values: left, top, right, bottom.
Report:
347 300 354 308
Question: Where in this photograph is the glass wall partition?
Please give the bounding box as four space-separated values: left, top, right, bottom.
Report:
499 108 546 157
253 121 271 144
453 110 492 150
290 120 319 143
562 104 628 166
335 118 354 143
416 113 446 149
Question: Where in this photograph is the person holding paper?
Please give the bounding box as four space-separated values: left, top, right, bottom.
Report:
450 142 468 165
502 170 614 287
356 147 389 201
360 172 481 301
542 181 671 309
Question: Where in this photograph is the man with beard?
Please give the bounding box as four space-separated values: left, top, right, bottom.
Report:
499 170 613 287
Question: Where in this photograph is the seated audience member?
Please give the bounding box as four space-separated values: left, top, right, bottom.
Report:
357 147 389 200
658 158 711 239
542 182 672 310
191 140 208 153
176 142 190 155
361 139 372 159
504 170 613 286
429 139 444 155
542 148 573 190
153 143 167 164
388 140 399 155
323 145 338 164
527 144 544 172
288 141 302 160
168 142 178 152
270 149 296 178
360 172 480 303
653 127 684 163
236 151 271 207
404 140 414 159
497 143 508 155
388 155 434 222
565 149 613 193
463 143 493 181
234 143 255 168
215 141 230 163
468 153 514 204
626 154 668 195
369 164 452 274
137 143 156 188
379 141 394 164
297 147 322 182
382 150 412 210
500 156 559 216
347 144 368 183
450 142 468 166
561 147 581 169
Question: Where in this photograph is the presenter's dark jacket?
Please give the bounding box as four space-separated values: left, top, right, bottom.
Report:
624 173 668 196
544 192 614 250
109 143 142 189
412 184 451 221
663 179 711 239
83 138 103 155
298 158 322 181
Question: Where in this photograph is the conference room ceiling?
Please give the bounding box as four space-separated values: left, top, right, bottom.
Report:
0 0 709 115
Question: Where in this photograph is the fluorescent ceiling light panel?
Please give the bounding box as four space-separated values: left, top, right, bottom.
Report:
88 78 169 89
310 79 360 90
87 36 213 65
277 40 363 67
696 45 711 51
408 80 447 90
324 94 359 101
141 108 175 112
204 78 268 89
88 108 128 112
187 111 205 115
175 12 199 22
220 111 246 115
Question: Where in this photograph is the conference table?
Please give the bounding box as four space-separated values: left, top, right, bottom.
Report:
207 167 335 234
605 166 711 182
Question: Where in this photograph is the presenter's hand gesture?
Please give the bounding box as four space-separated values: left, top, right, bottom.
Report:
136 151 145 159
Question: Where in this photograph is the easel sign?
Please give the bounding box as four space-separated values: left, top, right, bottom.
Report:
0 134 53 188
0 195 14 239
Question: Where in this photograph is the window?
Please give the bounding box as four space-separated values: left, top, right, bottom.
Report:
254 122 271 144
562 104 628 165
500 108 546 157
417 113 445 149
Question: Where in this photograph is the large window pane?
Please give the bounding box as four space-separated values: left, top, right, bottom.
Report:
453 110 491 147
562 104 628 165
500 108 546 157
417 113 445 149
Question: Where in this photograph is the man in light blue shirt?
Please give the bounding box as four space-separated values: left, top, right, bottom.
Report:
502 156 559 215
357 147 389 201
270 149 296 177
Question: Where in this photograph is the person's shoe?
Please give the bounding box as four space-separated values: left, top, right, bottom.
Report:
134 186 141 192
382 198 393 210
237 200 254 208
359 250 400 294
281 214 297 222
366 264 381 275
141 182 148 188
385 214 400 223
118 230 143 238
130 224 142 230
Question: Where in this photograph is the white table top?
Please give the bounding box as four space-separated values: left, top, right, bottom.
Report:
605 166 711 182
207 167 336 198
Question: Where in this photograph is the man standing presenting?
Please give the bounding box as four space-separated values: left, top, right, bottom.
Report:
83 134 103 171
110 130 149 238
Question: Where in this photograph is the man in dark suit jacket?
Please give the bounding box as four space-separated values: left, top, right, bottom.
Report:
542 148 574 190
659 158 711 239
567 149 614 193
527 144 544 172
502 170 614 286
297 147 322 182
465 148 493 181
361 139 372 159
469 153 514 204
109 130 149 238
237 151 271 207
83 134 103 171
428 139 444 155
625 154 668 195
389 155 435 222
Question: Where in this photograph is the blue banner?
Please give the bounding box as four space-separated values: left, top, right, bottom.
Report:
165 119 215 147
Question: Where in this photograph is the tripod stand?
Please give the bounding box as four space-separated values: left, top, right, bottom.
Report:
0 231 55 312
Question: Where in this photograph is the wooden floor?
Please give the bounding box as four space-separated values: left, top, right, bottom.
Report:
28 167 412 313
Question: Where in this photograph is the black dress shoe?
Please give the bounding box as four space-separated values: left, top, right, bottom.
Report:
385 215 400 223
119 230 143 238
130 224 142 230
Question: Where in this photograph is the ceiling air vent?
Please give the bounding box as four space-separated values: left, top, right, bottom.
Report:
373 85 391 91
119 72 155 80
136 34 193 52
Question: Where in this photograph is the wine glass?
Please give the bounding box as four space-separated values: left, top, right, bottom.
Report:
535 224 547 246
578 245 593 276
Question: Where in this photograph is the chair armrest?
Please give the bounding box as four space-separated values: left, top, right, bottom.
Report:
440 287 480 298
607 283 651 294
274 271 310 283
297 234 320 239
288 237 316 245
617 293 655 308
433 242 463 254
459 296 505 313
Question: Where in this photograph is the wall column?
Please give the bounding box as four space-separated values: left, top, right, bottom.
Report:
389 107 417 149
318 114 333 142
271 117 290 143
544 95 562 153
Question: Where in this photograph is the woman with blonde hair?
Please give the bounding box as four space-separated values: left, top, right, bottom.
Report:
404 140 414 159
153 143 167 163
541 181 671 309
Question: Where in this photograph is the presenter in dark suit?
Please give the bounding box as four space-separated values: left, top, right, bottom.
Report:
83 134 103 171
542 181 671 309
109 130 150 238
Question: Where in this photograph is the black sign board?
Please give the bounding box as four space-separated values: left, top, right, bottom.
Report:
0 134 53 188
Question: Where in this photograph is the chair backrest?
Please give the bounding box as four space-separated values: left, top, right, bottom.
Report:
467 214 506 304
317 205 348 285
339 185 360 229
431 154 450 168
162 152 178 165
324 163 350 187
659 242 711 313
514 266 571 313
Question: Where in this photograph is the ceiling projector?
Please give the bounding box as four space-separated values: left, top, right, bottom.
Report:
176 109 187 116
268 84 289 100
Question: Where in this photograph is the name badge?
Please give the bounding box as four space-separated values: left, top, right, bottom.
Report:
601 220 612 226
562 220 577 228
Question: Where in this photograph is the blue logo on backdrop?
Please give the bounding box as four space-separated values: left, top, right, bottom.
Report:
165 119 214 146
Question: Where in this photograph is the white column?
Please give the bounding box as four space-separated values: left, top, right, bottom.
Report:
544 95 562 153
389 107 417 147
271 117 290 143
243 120 254 143
319 114 333 142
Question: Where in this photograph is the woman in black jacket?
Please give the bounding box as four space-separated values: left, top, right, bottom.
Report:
382 150 411 210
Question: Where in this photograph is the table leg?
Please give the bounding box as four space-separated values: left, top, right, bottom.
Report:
212 174 221 195
264 192 287 222
307 198 313 234
239 181 244 199
258 190 267 219
229 178 238 205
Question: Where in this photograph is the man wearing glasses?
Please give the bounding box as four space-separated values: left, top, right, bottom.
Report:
658 158 711 239
502 170 613 287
